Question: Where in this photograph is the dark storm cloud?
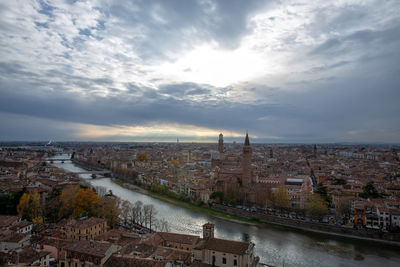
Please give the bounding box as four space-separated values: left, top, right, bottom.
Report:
0 112 74 141
0 62 38 79
1 0 400 142
309 25 400 56
308 61 350 73
159 82 212 96
0 73 291 138
105 0 271 60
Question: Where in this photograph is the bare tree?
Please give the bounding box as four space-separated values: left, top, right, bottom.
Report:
143 204 151 228
152 218 160 231
335 197 353 223
143 204 157 231
132 200 144 226
159 218 170 232
99 196 121 229
120 200 132 227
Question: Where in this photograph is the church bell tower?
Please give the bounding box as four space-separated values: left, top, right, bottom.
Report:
242 132 252 186
203 223 215 240
218 133 224 159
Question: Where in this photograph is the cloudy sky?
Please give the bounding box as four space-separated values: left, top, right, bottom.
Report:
0 0 399 143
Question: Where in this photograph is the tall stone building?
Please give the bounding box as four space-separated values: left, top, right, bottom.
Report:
213 133 269 205
218 133 224 160
242 132 252 186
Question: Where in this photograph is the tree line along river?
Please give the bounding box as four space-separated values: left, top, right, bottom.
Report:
51 155 400 267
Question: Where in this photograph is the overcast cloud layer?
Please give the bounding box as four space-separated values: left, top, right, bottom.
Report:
0 0 399 143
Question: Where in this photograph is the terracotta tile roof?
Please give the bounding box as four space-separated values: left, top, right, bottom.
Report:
105 255 166 267
153 246 191 262
8 247 50 265
9 220 32 231
40 237 75 249
122 243 155 257
0 232 28 242
201 238 250 255
94 229 133 241
158 232 200 245
0 215 20 228
65 240 112 257
65 217 106 229
390 208 400 216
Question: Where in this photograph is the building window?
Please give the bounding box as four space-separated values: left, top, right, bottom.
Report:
212 256 215 265
223 257 226 264
234 259 237 266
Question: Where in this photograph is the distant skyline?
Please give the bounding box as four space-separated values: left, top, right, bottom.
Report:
1 0 399 143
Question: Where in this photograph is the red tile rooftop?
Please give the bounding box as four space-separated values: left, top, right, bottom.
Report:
196 237 251 255
157 232 200 245
65 217 106 229
0 215 20 228
65 240 112 257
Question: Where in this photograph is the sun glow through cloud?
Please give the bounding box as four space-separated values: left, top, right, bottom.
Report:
75 123 251 142
0 0 399 142
157 44 267 87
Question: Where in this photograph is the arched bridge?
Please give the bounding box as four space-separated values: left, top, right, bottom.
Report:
74 170 112 175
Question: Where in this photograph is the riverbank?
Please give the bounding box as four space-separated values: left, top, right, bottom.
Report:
111 178 260 226
51 154 400 265
111 177 400 247
214 203 400 247
68 158 400 247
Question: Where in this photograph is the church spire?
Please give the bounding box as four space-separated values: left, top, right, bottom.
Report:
244 132 250 146
218 133 224 159
242 132 252 186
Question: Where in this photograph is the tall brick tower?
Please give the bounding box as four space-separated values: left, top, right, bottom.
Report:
202 222 215 240
313 144 317 158
242 132 252 186
218 133 224 159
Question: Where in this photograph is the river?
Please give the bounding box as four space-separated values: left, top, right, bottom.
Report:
51 156 400 267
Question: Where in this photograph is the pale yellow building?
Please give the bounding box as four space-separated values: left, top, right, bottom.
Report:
59 240 119 267
64 217 107 241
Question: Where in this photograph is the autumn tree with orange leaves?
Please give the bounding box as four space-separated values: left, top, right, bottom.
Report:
72 188 100 218
17 191 42 222
20 183 122 225
58 185 80 219
171 160 179 167
98 196 121 228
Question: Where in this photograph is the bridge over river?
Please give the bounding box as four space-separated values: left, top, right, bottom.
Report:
46 158 72 162
50 154 400 267
73 170 112 175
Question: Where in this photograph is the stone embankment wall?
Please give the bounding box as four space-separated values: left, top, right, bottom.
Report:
212 204 400 243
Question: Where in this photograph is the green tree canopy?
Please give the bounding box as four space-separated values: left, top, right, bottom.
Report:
360 181 381 199
306 194 328 218
315 182 332 205
272 187 290 209
210 191 224 203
